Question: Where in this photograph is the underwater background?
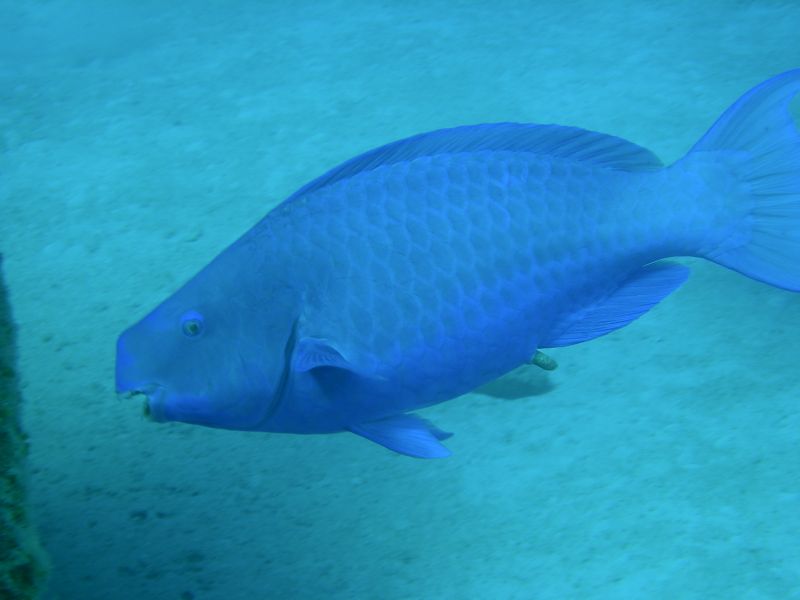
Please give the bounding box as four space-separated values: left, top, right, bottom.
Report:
2 1 800 598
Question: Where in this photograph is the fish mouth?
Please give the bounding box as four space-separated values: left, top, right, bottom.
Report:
118 384 168 423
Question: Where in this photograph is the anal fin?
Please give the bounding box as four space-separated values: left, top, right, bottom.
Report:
542 262 690 348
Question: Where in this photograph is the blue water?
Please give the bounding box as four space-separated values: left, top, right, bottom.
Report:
2 2 800 598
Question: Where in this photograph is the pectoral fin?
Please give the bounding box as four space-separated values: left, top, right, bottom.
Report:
350 414 453 458
293 337 385 380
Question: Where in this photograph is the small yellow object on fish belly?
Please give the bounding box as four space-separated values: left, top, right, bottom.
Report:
529 350 557 371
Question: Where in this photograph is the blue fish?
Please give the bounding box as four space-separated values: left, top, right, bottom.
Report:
116 70 800 458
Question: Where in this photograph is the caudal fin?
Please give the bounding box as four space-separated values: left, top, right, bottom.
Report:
688 69 800 291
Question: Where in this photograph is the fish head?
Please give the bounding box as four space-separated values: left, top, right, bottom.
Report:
115 252 297 430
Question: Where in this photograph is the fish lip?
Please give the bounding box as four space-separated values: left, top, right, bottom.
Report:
118 384 168 423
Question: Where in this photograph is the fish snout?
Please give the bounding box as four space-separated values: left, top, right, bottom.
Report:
115 334 168 422
114 333 139 395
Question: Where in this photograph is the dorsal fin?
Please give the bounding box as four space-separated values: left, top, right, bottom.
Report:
288 122 663 201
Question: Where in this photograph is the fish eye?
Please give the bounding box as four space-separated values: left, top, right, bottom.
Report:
180 311 205 338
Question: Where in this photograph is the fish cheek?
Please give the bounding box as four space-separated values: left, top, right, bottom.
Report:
220 353 282 429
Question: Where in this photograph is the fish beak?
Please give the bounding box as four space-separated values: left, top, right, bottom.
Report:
116 334 170 423
138 385 167 422
117 385 168 423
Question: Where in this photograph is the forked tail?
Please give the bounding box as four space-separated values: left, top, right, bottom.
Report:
682 69 800 291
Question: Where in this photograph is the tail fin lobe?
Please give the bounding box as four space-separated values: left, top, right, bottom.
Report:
691 69 800 291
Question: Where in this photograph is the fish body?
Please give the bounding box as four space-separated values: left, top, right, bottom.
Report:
116 70 800 457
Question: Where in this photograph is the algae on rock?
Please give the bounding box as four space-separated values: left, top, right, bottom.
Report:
0 256 48 598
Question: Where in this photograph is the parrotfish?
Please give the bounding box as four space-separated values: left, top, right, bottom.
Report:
116 70 800 458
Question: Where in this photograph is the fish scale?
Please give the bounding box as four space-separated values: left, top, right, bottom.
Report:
284 152 649 400
116 70 800 457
